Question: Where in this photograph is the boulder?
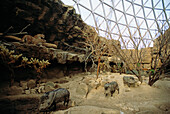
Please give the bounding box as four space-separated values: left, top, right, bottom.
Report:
159 104 170 111
123 76 137 87
44 81 56 92
45 81 55 88
7 86 23 95
25 90 31 94
20 81 28 90
38 86 45 93
30 89 37 94
44 85 55 93
27 79 36 89
125 87 131 92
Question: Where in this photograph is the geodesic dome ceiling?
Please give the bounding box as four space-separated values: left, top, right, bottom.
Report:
62 0 170 49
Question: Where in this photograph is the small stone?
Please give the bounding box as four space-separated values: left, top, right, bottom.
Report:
109 75 115 79
125 87 131 92
135 81 141 87
86 72 91 75
134 106 140 112
71 100 76 107
96 77 101 82
20 81 28 90
38 86 45 93
27 79 36 89
159 105 169 111
25 90 30 94
30 89 36 94
45 81 55 88
44 85 55 92
106 72 111 75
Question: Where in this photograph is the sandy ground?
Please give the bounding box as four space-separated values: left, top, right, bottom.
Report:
53 73 170 114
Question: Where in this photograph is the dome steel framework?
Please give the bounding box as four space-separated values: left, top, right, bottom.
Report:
62 0 170 49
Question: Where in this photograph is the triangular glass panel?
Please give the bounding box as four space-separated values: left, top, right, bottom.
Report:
155 10 163 19
140 29 147 38
94 4 104 17
144 0 152 8
110 34 117 40
134 0 141 5
62 0 75 6
121 26 129 35
115 0 123 12
73 5 80 14
118 24 126 35
107 21 116 31
133 30 140 38
153 0 162 9
146 19 154 28
124 1 132 12
134 4 141 15
115 10 124 22
79 0 91 9
100 20 108 32
103 0 112 5
136 9 144 18
146 11 154 20
79 5 91 21
111 25 119 35
144 8 152 17
163 23 169 31
104 3 112 17
129 18 136 27
107 10 115 21
94 14 105 28
118 15 126 25
157 20 164 29
164 0 170 7
123 27 130 36
150 22 157 30
147 40 153 47
113 0 121 8
91 0 101 10
136 18 145 28
150 30 157 39
158 13 167 22
154 30 161 39
126 4 134 15
85 14 96 27
126 14 133 25
98 30 105 37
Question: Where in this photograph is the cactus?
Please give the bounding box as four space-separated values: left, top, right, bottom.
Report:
0 44 50 86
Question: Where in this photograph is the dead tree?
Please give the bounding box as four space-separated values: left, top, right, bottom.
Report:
148 28 170 86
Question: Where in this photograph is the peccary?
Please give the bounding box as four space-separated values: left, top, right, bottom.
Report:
123 76 136 87
39 88 70 112
104 81 119 97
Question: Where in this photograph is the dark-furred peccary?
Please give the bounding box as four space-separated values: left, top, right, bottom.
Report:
104 81 119 97
39 88 70 111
